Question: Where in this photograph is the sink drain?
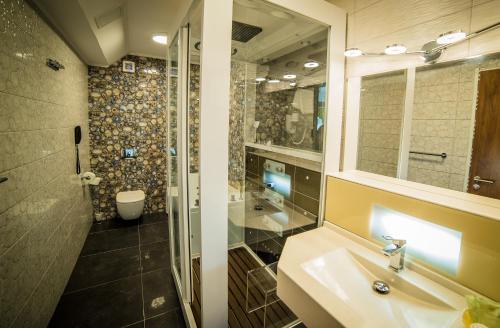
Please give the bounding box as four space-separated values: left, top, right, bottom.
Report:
372 280 390 294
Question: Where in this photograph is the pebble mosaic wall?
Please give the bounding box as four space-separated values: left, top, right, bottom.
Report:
188 62 246 187
88 55 167 219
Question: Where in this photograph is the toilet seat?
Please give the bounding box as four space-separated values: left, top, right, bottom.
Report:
117 190 145 203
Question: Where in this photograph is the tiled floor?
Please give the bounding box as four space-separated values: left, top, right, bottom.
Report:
49 212 185 328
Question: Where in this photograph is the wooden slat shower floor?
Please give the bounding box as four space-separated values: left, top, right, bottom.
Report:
191 247 297 328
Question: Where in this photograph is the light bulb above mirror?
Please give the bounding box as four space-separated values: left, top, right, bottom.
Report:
344 48 363 57
384 44 407 55
436 30 466 45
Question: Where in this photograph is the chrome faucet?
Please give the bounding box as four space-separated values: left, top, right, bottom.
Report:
382 236 406 272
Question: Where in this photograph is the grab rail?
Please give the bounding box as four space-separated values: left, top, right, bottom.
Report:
409 151 447 159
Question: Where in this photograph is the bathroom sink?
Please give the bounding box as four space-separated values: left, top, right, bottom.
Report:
277 224 468 328
302 248 459 327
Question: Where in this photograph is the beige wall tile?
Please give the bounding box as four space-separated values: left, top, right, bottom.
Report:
412 102 457 120
456 100 474 119
352 0 471 44
411 119 456 137
407 166 451 188
410 135 454 154
0 1 92 327
449 173 468 191
414 83 460 103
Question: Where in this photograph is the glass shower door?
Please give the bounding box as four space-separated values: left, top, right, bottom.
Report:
167 28 191 302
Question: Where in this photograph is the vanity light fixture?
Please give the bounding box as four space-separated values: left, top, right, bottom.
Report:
304 60 319 68
289 82 297 87
268 79 280 83
152 34 168 45
342 21 500 63
283 74 296 79
344 47 363 57
255 77 266 82
384 44 407 55
436 30 466 45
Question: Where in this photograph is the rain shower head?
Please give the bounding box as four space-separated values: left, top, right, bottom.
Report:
232 21 262 43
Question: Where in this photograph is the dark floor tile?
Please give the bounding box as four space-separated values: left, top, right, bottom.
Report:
90 218 139 233
141 241 170 273
65 247 141 293
142 269 179 318
81 226 139 255
139 212 168 225
145 309 186 328
140 222 169 245
49 275 143 328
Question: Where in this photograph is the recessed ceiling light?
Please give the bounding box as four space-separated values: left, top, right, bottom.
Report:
152 34 167 45
436 30 466 45
384 44 407 55
344 48 363 57
283 74 296 79
268 79 280 83
304 61 319 68
255 77 266 82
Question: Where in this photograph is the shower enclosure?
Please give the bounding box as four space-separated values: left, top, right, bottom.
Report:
166 1 346 326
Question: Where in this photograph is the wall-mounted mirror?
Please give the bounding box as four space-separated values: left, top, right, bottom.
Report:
354 53 500 200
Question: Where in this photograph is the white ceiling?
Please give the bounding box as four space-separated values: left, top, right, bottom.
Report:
32 0 328 71
33 0 191 66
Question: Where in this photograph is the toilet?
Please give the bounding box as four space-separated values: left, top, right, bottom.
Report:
116 190 145 220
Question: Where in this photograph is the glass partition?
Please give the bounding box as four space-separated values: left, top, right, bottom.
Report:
226 0 329 326
167 32 182 280
167 4 202 321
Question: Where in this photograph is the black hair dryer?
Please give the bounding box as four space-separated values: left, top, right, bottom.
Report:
74 126 82 174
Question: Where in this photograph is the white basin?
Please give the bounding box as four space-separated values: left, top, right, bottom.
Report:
277 223 469 328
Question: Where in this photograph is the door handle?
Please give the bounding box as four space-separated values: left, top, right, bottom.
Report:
473 176 495 184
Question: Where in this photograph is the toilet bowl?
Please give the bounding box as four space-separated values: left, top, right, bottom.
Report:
116 190 145 220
